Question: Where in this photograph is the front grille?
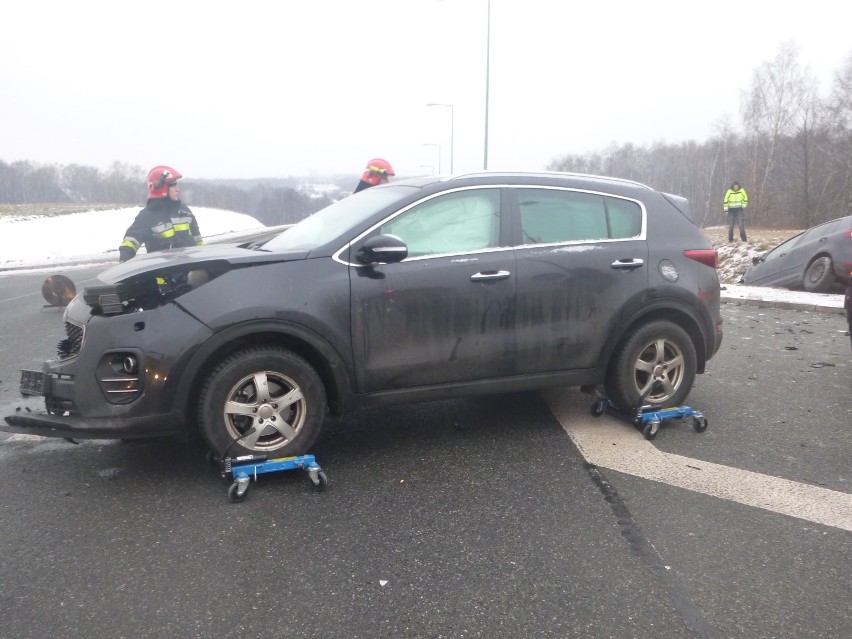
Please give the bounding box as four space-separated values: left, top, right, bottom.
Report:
57 320 84 360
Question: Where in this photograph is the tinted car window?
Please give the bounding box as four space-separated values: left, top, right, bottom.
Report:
517 189 641 244
379 188 501 257
802 218 843 242
606 196 644 238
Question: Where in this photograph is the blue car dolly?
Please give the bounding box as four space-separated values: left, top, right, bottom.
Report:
221 453 328 502
589 383 708 441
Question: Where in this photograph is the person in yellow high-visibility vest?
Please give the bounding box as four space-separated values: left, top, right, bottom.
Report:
723 181 749 242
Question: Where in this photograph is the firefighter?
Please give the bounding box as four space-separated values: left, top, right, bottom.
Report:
119 165 203 262
353 158 395 193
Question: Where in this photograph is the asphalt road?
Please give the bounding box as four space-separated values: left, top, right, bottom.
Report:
0 267 849 639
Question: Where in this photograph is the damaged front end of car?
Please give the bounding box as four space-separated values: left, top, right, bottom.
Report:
4 259 232 440
83 262 228 316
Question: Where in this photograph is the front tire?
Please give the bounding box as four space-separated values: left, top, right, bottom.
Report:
605 320 697 411
803 256 836 293
197 347 326 458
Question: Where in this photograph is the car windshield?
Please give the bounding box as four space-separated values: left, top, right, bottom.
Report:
262 185 420 251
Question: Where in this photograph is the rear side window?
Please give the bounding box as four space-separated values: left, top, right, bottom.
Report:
790 217 850 247
799 221 835 242
516 188 642 244
380 188 501 258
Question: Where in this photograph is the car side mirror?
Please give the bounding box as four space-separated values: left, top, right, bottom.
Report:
355 234 408 265
752 255 764 265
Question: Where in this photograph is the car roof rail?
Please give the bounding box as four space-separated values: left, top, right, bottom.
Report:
443 171 653 190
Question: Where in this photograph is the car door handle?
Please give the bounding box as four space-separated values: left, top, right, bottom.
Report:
470 270 511 282
611 259 644 270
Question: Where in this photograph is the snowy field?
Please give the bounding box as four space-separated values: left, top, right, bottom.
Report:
0 206 265 272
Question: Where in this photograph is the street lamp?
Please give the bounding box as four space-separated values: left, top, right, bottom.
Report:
484 0 491 170
423 143 442 174
426 102 454 173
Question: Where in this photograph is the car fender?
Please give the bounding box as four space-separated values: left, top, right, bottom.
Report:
174 318 355 419
806 250 845 280
601 294 712 371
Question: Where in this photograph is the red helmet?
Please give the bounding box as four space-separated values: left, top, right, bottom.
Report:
360 158 395 186
147 165 182 199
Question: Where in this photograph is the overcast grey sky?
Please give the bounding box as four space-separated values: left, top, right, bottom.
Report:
2 0 850 180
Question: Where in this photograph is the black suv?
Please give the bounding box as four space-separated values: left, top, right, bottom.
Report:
4 172 723 457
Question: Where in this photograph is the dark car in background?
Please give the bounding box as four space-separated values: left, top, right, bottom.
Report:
4 172 723 458
742 215 852 292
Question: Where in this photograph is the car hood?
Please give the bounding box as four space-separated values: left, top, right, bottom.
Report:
98 243 310 284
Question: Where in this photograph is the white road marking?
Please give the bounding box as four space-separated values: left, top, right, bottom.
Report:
543 389 852 533
5 392 850 533
0 291 41 305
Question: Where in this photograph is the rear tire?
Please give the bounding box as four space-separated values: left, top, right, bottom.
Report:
197 347 326 458
604 320 697 411
803 256 836 293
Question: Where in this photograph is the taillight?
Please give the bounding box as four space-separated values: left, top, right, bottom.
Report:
684 249 718 269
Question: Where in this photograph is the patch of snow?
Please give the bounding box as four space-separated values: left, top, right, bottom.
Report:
721 284 843 310
714 241 764 284
0 206 264 271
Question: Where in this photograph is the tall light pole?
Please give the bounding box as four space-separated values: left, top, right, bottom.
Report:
484 0 491 170
423 143 442 174
426 103 454 173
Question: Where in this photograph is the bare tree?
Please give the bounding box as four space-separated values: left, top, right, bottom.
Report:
741 41 815 225
825 51 852 213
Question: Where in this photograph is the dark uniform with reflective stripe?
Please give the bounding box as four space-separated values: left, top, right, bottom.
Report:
119 198 203 261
